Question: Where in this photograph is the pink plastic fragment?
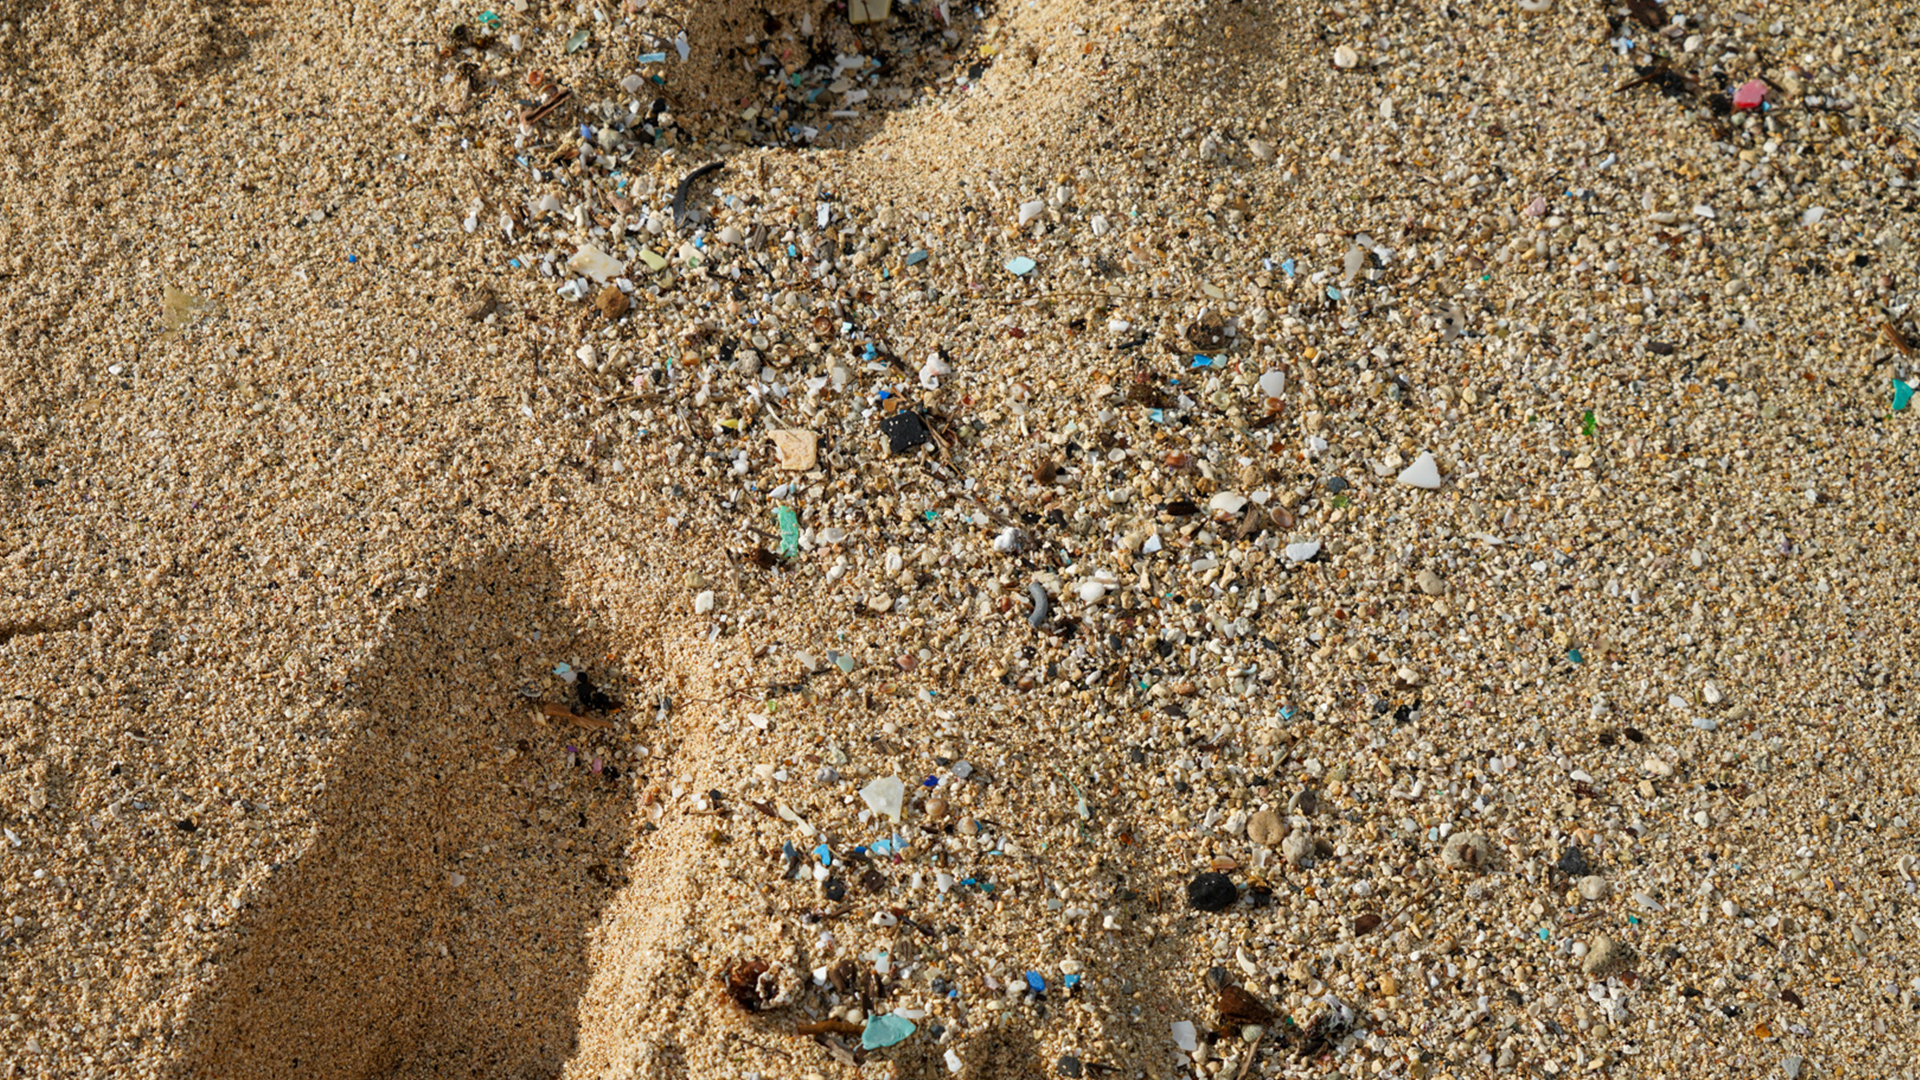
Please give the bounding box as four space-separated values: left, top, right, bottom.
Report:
1733 79 1767 110
1524 196 1547 218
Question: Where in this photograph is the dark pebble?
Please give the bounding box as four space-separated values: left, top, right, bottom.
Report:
1556 844 1591 878
1324 476 1349 493
1187 871 1237 912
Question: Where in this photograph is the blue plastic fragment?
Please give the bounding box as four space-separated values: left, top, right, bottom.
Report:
1063 973 1082 990
813 844 832 867
1327 286 1342 300
1191 354 1212 368
1148 408 1164 424
1005 256 1036 276
1024 971 1046 995
906 249 928 265
923 776 939 788
638 51 668 63
1281 258 1296 276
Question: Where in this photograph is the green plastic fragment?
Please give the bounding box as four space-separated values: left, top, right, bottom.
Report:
565 27 591 52
862 1013 916 1049
774 506 800 557
1581 409 1597 437
1893 379 1914 412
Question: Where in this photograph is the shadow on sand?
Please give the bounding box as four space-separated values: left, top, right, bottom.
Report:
168 548 643 1080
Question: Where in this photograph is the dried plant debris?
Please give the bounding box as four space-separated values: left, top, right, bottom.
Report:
723 959 795 1013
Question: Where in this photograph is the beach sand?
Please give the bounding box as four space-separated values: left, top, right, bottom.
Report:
4 0 1920 1077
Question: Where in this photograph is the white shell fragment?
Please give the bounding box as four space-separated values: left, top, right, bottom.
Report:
1397 452 1442 489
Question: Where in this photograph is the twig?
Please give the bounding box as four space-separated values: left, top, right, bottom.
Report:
520 86 573 126
1234 1029 1265 1080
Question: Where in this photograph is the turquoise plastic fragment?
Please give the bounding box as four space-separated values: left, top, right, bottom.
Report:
774 506 800 557
1894 378 1914 412
861 1013 916 1049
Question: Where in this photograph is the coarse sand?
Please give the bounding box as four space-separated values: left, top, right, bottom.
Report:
4 0 1920 1078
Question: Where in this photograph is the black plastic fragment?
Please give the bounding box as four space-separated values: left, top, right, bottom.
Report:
881 410 930 454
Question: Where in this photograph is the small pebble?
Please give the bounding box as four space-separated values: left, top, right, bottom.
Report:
1246 810 1284 847
1581 934 1630 977
1186 872 1237 912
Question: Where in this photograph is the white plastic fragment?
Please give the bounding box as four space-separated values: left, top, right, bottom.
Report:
860 775 906 822
1258 370 1286 399
1284 540 1322 563
693 590 715 615
1170 1020 1198 1053
567 244 626 283
1018 199 1046 225
1397 452 1442 489
918 353 951 390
